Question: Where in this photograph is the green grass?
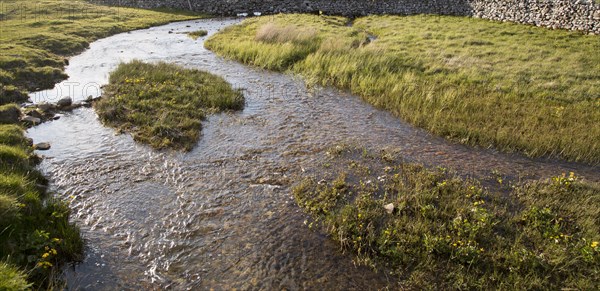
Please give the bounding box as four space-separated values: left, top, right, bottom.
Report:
0 262 30 290
206 14 600 164
94 60 244 151
293 146 600 289
187 29 208 40
0 0 199 92
0 1 201 288
0 124 84 288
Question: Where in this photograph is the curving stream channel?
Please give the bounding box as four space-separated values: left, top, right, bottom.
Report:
27 18 600 289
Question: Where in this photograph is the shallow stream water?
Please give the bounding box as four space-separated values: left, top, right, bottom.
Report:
27 18 599 289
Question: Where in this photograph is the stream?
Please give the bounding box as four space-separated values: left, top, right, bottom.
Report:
27 18 600 289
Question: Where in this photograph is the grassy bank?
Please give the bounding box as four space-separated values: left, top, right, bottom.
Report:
205 14 600 164
0 124 83 289
0 0 200 287
94 60 244 151
0 0 199 92
294 146 600 289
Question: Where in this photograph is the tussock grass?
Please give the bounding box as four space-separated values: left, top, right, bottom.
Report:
294 146 600 289
0 262 30 290
206 14 600 164
95 60 244 151
187 29 208 40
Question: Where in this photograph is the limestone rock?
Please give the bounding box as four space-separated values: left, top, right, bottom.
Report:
33 142 51 150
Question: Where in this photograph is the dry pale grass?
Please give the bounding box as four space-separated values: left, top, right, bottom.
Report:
255 22 317 44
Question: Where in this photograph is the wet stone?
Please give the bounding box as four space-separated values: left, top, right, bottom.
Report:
34 142 51 150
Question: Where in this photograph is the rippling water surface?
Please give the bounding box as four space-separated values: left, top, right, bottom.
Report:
27 18 599 289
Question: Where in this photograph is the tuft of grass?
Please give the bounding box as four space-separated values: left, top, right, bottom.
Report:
95 60 244 151
0 262 31 290
293 146 600 289
206 14 600 164
187 29 208 40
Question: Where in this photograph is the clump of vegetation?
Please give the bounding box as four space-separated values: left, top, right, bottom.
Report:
95 60 244 151
206 14 600 164
187 29 208 39
0 0 201 288
294 146 600 289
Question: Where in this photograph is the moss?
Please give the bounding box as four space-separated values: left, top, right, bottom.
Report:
95 60 244 151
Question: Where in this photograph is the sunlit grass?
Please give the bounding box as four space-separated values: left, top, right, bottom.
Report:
95 60 244 151
0 0 200 92
206 14 600 164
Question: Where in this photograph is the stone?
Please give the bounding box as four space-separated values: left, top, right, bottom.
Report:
37 102 53 112
21 116 41 125
94 0 600 34
0 105 20 124
384 203 395 214
26 109 43 119
57 97 72 108
33 142 51 150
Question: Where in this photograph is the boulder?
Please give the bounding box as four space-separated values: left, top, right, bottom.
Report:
0 105 21 124
26 109 44 119
21 116 41 125
57 97 72 108
37 102 53 112
33 142 51 150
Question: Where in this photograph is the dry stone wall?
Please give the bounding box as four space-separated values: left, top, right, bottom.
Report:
92 0 600 34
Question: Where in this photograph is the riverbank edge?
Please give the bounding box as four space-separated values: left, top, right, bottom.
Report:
0 1 203 287
204 14 600 165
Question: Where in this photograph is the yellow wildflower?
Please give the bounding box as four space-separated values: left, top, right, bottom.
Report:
592 241 599 248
